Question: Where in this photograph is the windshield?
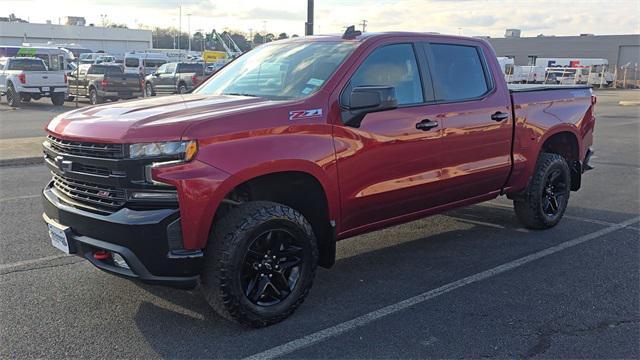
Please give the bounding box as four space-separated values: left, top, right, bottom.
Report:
194 41 358 100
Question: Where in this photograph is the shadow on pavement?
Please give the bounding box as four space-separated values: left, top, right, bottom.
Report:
129 204 635 358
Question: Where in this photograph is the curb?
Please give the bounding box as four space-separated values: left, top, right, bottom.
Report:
0 156 44 167
619 100 640 106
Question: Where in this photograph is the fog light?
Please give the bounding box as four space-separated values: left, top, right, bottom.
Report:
112 253 130 269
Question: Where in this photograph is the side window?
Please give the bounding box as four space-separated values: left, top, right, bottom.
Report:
125 57 139 67
347 43 424 106
165 64 176 73
156 64 168 74
88 66 106 75
428 44 490 102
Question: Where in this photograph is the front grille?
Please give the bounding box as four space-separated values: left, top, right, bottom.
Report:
73 163 111 177
52 173 126 209
48 135 125 159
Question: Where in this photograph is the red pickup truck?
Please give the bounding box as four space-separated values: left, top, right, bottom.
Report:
42 31 595 327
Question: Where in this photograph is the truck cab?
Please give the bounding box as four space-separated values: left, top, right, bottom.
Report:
41 32 595 327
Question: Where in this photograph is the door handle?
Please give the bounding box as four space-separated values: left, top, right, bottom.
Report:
415 119 439 131
491 111 509 122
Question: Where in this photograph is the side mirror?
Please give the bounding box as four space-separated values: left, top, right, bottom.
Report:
154 72 161 77
341 86 398 127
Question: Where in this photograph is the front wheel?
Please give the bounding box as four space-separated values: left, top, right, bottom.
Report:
201 201 318 328
514 153 571 229
145 83 155 97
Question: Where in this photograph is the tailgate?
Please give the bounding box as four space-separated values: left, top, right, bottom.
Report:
24 71 66 87
105 74 141 93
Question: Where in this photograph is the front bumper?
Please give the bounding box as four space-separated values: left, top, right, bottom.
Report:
42 183 203 288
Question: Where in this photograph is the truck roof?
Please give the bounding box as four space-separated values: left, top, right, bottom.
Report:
281 32 482 44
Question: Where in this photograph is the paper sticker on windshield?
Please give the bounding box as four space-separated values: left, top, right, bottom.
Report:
289 109 323 120
307 78 324 87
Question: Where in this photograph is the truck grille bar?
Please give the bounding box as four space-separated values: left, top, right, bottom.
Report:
48 135 125 159
52 173 126 209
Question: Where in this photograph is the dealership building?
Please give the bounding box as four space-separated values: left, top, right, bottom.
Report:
486 33 640 68
0 20 152 55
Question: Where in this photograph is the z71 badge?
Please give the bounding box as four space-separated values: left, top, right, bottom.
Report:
289 109 323 120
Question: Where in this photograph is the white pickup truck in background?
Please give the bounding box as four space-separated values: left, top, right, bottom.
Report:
0 57 68 107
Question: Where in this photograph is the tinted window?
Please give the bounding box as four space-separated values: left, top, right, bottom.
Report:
125 57 139 67
88 65 107 74
429 44 489 102
144 59 167 68
165 63 176 73
349 43 423 105
177 63 204 74
105 66 124 75
8 59 47 71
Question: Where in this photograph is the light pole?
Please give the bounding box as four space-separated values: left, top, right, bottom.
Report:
187 14 192 52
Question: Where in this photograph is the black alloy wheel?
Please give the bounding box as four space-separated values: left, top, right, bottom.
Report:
241 229 304 306
541 169 568 217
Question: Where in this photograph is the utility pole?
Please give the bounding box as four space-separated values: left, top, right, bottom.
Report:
187 13 192 52
360 19 367 33
178 4 182 54
305 0 314 36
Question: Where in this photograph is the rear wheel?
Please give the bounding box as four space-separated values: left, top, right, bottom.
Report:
514 153 571 229
89 88 102 105
201 201 318 328
51 92 65 106
178 83 188 94
6 83 19 107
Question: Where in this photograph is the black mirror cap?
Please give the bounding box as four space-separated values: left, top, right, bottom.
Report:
342 86 398 127
350 86 397 110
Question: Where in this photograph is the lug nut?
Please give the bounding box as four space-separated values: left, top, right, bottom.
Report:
269 274 272 278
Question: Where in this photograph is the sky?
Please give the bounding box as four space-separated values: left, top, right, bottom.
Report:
4 0 640 38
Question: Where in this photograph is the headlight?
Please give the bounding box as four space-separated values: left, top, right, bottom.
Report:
129 140 197 160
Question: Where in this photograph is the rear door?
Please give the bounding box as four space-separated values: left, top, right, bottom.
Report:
422 41 513 203
160 63 177 92
334 41 445 232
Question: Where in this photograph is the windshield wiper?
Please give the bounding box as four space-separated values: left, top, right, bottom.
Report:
222 92 259 97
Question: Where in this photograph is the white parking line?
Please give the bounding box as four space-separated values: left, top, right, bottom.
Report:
0 194 40 202
482 202 640 231
243 215 640 360
0 254 71 272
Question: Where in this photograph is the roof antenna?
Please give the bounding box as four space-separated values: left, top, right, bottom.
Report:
342 25 362 39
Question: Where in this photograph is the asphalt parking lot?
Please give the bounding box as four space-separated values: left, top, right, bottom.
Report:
0 90 638 358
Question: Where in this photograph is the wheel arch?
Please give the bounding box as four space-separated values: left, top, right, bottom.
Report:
539 128 582 191
210 164 338 268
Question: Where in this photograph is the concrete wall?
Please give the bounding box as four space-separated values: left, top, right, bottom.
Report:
487 34 640 67
0 22 152 55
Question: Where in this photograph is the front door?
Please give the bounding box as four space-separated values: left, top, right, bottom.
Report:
334 42 445 232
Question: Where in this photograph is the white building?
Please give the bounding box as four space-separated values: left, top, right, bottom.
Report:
0 21 152 55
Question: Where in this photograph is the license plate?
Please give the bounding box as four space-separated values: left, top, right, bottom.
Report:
48 223 70 254
42 86 50 91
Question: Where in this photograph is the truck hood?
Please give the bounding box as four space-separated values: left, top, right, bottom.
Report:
47 94 271 143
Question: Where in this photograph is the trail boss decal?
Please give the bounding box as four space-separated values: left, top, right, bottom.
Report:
289 109 323 120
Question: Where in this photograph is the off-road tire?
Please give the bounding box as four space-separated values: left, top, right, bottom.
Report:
514 153 571 229
201 201 319 328
6 83 19 107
